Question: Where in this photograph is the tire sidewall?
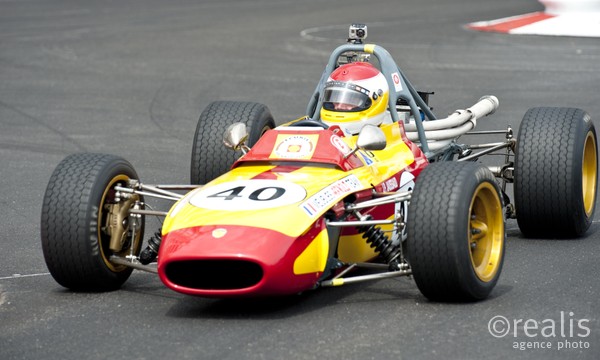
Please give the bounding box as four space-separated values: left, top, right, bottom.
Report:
247 105 275 146
515 107 597 237
451 167 505 299
408 162 505 301
190 101 275 184
571 114 596 235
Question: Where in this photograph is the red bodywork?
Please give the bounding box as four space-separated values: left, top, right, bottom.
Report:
158 220 327 297
157 124 429 297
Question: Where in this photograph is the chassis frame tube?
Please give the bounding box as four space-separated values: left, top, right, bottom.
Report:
327 219 395 227
321 269 412 287
345 191 411 210
129 209 168 217
110 255 158 274
458 141 513 162
114 186 180 202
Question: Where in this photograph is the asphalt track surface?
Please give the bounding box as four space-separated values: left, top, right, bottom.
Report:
1 0 599 359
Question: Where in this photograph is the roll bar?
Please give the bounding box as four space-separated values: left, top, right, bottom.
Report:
306 43 437 154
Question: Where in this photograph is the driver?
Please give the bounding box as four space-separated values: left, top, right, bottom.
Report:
320 62 391 136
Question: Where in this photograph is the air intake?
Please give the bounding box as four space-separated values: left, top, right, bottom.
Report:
164 260 263 290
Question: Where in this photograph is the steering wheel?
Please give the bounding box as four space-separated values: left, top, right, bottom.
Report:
288 119 329 129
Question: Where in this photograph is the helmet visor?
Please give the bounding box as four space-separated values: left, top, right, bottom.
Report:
323 84 372 112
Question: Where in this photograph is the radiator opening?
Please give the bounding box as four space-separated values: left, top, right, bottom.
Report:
165 260 263 290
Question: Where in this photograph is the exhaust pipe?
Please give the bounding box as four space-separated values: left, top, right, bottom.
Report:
404 95 499 150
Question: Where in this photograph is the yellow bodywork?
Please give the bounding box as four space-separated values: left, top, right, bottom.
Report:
293 229 329 275
163 122 415 266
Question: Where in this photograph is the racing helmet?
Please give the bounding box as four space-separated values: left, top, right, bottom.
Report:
320 62 389 135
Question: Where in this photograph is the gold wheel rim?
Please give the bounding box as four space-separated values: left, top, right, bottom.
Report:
468 182 504 282
98 175 141 272
582 131 597 217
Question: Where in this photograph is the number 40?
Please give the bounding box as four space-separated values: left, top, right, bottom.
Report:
207 186 286 201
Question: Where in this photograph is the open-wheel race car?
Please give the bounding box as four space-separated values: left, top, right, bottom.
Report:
41 24 598 302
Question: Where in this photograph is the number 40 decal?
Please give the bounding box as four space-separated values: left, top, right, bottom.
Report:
208 186 286 201
190 180 307 211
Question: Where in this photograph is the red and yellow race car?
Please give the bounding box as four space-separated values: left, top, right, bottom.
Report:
41 24 597 302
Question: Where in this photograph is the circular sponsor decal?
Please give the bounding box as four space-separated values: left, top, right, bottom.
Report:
330 135 352 155
273 135 315 159
391 72 403 91
212 228 228 238
189 180 307 211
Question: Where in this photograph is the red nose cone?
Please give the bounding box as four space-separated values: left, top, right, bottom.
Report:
157 225 324 297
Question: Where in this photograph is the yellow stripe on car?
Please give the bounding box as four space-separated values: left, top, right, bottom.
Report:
293 229 329 275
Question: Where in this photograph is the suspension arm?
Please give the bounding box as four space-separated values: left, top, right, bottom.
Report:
458 140 514 162
109 255 158 274
129 208 169 217
114 185 181 201
320 269 412 287
345 191 411 211
327 219 395 227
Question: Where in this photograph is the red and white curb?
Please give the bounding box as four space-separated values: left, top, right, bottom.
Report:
467 0 600 37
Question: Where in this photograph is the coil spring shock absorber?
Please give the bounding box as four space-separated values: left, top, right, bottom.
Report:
139 231 162 265
356 214 403 269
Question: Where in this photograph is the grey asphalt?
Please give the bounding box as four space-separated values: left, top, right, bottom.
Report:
1 0 599 359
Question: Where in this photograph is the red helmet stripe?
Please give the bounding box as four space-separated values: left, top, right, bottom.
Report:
330 62 380 82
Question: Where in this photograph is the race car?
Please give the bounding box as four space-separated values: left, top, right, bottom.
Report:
41 24 597 302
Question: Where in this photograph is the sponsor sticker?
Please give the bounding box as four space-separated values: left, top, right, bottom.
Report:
358 150 375 166
381 176 399 192
270 134 318 159
301 175 363 217
330 134 352 155
391 72 403 92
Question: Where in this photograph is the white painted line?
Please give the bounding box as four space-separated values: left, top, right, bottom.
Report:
0 272 50 280
510 14 600 37
468 6 600 38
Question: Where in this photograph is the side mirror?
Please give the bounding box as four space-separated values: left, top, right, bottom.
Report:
356 124 387 151
344 125 386 159
223 122 249 153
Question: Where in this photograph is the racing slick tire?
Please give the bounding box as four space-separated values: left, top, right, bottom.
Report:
407 162 505 302
41 153 144 291
515 107 597 238
190 101 275 184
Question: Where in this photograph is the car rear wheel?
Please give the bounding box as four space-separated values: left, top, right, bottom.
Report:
190 101 275 184
515 107 597 238
407 162 505 302
41 153 144 291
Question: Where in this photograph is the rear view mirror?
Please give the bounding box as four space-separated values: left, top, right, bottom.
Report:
223 122 249 153
356 124 387 151
345 124 387 159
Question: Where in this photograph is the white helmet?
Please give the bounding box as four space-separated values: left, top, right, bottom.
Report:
320 62 389 135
